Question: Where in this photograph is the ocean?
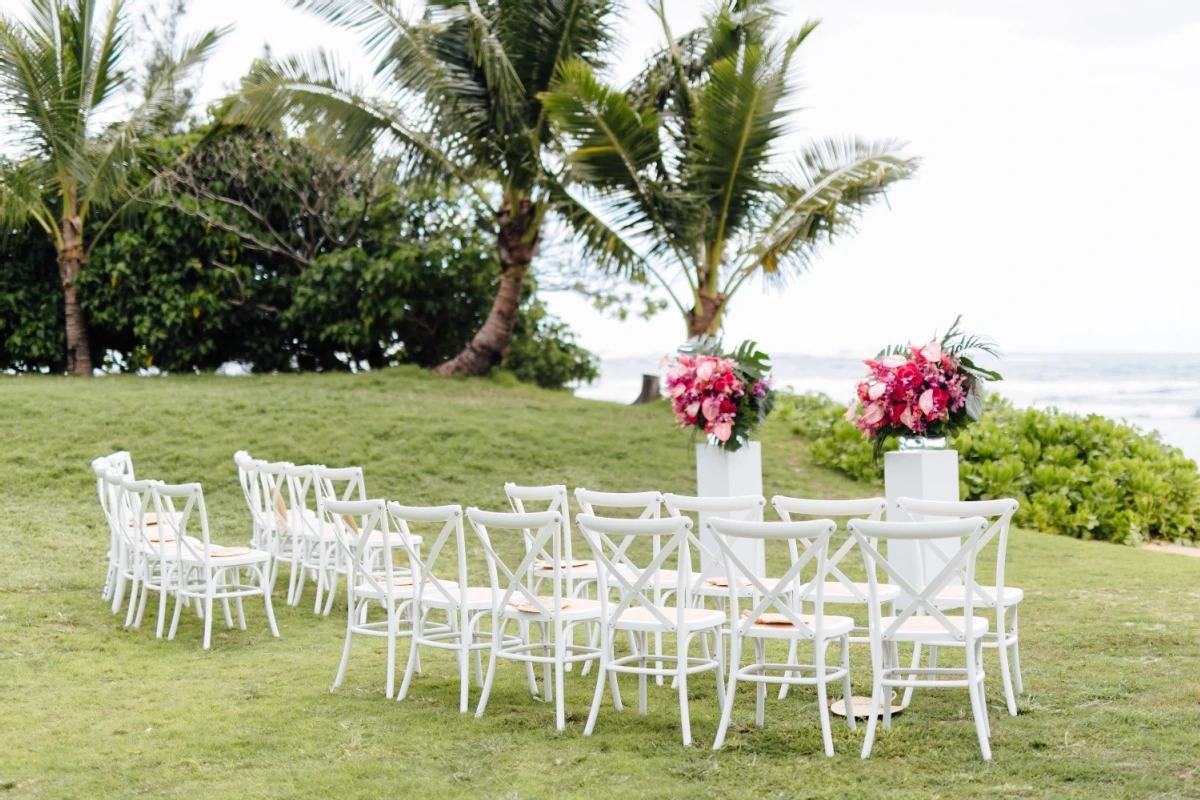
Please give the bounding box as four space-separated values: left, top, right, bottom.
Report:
576 353 1200 463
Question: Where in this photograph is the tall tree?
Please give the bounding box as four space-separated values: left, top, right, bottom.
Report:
542 0 919 338
0 0 223 373
226 0 639 376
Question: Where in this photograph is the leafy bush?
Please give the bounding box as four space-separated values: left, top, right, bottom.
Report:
500 296 599 390
778 392 1200 545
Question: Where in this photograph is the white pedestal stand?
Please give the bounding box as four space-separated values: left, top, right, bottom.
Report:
883 449 962 603
696 442 765 578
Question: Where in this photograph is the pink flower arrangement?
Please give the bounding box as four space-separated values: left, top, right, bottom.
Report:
664 339 776 451
845 319 1002 456
846 340 969 438
666 354 744 443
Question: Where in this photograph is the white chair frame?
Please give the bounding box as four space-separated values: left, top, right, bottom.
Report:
153 481 279 650
849 517 992 760
312 465 372 616
707 516 855 755
576 513 725 747
469 507 603 732
897 497 1023 716
94 452 134 609
234 451 271 551
770 496 889 700
387 502 513 712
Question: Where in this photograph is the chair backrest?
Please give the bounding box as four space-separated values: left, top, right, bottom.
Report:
148 480 213 564
255 461 294 543
706 517 837 640
313 465 368 545
576 514 694 631
772 495 887 602
467 508 567 617
896 497 1020 606
234 452 271 547
574 489 662 519
847 518 989 644
118 474 163 555
93 458 119 542
386 502 467 604
321 497 409 604
102 468 138 549
662 493 765 583
104 451 135 479
505 484 577 592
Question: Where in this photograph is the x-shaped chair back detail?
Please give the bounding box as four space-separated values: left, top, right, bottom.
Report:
575 514 694 631
662 493 765 588
848 517 989 643
707 517 838 640
772 496 886 604
467 508 567 618
385 503 467 606
505 484 576 595
896 498 1020 608
322 498 401 603
148 481 212 565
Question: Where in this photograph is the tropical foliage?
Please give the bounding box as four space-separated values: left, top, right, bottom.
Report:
542 0 919 338
225 0 638 376
0 0 225 373
781 392 1200 545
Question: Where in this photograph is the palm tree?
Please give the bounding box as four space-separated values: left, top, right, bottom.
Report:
226 0 639 376
0 0 223 374
541 0 920 338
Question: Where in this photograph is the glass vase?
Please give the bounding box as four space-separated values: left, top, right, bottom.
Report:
898 434 948 451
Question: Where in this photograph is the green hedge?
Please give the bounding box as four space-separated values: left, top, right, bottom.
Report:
779 392 1200 545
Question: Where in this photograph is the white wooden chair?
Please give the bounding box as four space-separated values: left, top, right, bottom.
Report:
574 489 670 681
387 502 508 712
661 493 769 607
469 507 603 732
154 481 279 650
325 497 419 699
94 452 135 609
848 517 992 760
706 516 855 754
257 460 296 594
119 472 196 635
576 513 725 746
234 452 271 551
770 496 891 700
281 463 344 613
897 497 1024 716
312 465 375 616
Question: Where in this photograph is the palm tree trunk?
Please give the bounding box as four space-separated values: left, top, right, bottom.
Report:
685 293 726 339
432 262 528 376
59 209 93 376
433 196 540 377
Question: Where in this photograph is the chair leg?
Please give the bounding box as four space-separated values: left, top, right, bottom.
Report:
235 590 246 631
155 575 169 639
323 567 338 616
539 622 553 704
168 585 184 641
677 632 693 747
332 604 355 691
714 630 726 711
398 608 421 702
475 614 502 719
638 633 648 716
554 628 567 732
997 609 1018 716
655 630 664 686
202 591 215 650
778 639 798 700
111 564 127 615
901 642 922 709
816 639 834 757
713 633 740 750
458 611 471 713
1010 605 1024 694
841 635 856 731
519 621 539 698
385 607 398 699
584 624 609 736
861 675 882 759
134 569 151 629
754 638 767 728
260 567 280 638
968 671 992 760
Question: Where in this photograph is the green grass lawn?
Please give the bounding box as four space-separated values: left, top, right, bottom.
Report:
2 368 1199 799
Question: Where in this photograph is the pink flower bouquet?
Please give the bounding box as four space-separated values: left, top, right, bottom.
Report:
845 317 1002 457
665 339 775 451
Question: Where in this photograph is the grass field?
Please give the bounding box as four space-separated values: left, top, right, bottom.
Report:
2 368 1199 799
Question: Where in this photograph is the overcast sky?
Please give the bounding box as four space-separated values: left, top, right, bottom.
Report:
4 0 1197 357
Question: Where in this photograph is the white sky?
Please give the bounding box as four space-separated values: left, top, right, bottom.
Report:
4 0 1198 357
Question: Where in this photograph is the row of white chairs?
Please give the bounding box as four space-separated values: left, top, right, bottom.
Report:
93 452 280 649
95 452 1025 757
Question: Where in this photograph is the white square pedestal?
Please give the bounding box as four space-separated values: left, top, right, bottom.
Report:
884 449 961 602
696 442 765 578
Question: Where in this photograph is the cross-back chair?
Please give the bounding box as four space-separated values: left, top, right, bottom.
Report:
848 517 992 760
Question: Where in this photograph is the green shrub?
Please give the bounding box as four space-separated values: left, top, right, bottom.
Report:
778 392 1200 545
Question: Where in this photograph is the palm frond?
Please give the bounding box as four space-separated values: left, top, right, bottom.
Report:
0 157 57 237
738 137 918 288
293 0 407 59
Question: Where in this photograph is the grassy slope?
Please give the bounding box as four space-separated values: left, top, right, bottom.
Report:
1 368 1198 799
